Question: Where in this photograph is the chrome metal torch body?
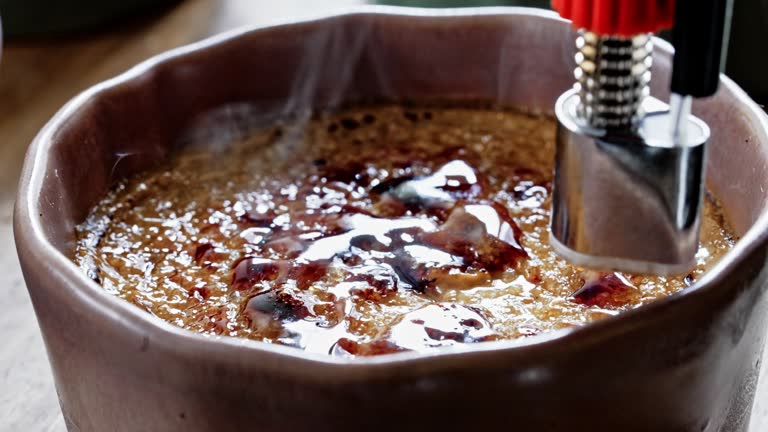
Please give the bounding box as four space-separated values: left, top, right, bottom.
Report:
549 30 711 275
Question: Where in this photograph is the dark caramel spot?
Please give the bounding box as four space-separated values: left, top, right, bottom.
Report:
348 266 399 297
340 118 360 130
333 338 407 356
403 111 419 122
187 284 209 300
349 234 388 252
571 273 639 308
288 260 330 290
194 243 216 264
231 258 285 290
244 290 310 323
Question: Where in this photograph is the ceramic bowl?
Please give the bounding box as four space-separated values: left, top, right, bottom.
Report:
14 7 768 432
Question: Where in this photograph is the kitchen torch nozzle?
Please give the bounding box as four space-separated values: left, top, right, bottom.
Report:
549 0 732 275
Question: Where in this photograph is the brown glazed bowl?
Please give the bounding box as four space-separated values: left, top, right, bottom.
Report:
14 7 768 432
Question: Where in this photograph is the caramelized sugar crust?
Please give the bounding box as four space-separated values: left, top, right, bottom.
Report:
74 106 735 356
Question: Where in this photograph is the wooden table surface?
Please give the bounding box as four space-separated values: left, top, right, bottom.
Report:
0 1 766 431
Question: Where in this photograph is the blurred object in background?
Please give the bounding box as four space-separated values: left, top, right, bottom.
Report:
206 0 365 34
383 0 548 6
2 0 764 104
378 0 767 105
726 0 768 105
0 0 179 38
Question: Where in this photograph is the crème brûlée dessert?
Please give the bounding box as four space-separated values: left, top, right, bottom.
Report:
74 105 735 356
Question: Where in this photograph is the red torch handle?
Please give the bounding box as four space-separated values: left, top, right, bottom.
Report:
552 0 675 36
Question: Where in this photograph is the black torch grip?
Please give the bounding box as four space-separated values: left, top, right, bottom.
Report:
671 0 733 98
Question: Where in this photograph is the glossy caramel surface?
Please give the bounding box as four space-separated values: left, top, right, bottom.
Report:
74 106 735 356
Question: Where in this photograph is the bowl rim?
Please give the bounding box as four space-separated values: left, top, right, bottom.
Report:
14 5 768 376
